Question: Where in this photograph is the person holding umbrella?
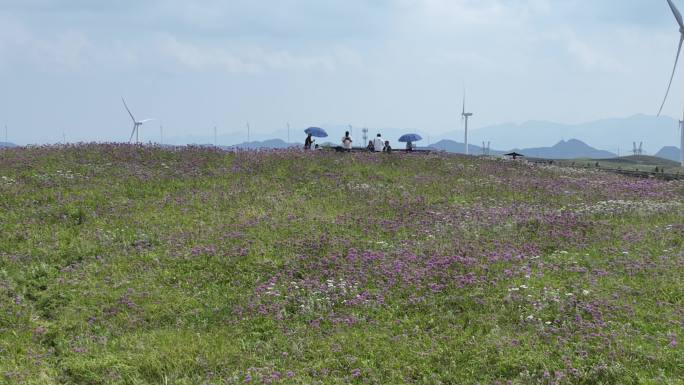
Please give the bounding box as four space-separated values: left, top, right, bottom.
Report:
399 134 422 152
304 127 328 150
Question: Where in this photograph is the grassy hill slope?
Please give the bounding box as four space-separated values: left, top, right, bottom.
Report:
1 145 683 384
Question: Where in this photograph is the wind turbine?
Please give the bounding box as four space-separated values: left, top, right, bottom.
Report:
246 122 251 143
679 107 684 166
461 90 473 155
287 122 291 143
659 0 684 116
122 97 154 143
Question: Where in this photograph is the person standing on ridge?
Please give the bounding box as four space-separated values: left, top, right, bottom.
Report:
373 133 384 153
342 131 353 152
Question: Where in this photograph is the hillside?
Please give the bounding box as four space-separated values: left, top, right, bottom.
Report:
514 139 616 159
1 145 683 384
0 142 16 148
656 146 682 163
600 155 681 167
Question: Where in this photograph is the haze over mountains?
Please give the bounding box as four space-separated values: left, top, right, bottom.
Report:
3 114 681 161
173 114 680 159
429 139 618 159
511 139 617 160
462 114 680 155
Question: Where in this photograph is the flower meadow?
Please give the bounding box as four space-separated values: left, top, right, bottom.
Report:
0 144 683 384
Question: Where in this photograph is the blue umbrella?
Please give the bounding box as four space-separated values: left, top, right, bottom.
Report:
304 127 328 138
398 134 423 143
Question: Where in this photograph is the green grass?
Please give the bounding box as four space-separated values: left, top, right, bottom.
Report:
553 155 683 174
0 145 683 384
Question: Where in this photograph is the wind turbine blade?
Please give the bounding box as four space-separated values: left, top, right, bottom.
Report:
140 119 155 123
128 125 136 143
668 0 684 29
122 97 136 122
658 34 684 116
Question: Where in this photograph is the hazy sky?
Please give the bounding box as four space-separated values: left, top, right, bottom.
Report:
1 0 683 144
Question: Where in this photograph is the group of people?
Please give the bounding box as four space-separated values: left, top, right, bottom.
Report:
365 133 392 153
304 131 414 153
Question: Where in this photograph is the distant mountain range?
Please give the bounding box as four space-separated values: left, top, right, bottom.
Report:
429 140 505 156
511 139 617 159
655 146 682 163
167 114 680 156
464 114 678 154
0 142 16 148
222 139 299 150
429 138 616 159
216 136 677 161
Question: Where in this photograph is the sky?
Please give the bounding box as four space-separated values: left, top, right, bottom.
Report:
1 0 683 145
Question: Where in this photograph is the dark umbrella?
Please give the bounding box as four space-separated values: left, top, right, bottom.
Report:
304 127 328 138
398 134 423 143
505 152 525 160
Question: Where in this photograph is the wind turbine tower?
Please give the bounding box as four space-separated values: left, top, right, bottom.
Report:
658 0 684 167
4 124 7 145
246 122 251 143
639 142 644 156
122 97 154 143
214 125 218 147
462 91 473 155
679 107 684 166
287 122 291 143
633 142 638 156
362 127 368 145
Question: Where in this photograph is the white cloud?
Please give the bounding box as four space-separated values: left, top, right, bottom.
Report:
0 17 363 74
565 34 627 73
